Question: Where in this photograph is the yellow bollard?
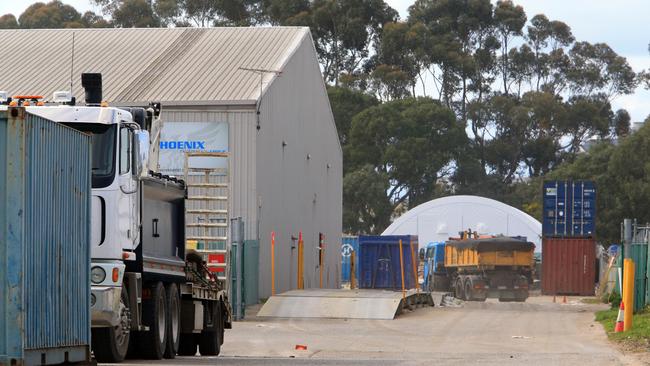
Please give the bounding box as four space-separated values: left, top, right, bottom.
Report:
409 240 419 293
350 251 356 289
271 231 276 296
399 239 406 302
623 258 635 331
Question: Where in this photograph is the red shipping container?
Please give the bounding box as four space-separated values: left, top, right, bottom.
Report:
542 237 596 296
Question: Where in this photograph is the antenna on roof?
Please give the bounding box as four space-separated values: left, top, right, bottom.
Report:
238 67 282 131
70 32 75 94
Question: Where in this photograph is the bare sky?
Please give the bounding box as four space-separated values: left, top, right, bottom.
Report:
2 0 648 121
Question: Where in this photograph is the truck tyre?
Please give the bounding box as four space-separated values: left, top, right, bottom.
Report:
164 283 181 359
177 334 197 356
92 286 131 363
464 280 474 301
199 302 222 356
454 278 464 300
514 292 528 302
141 282 167 359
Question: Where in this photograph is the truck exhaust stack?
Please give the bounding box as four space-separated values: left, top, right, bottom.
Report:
81 73 102 105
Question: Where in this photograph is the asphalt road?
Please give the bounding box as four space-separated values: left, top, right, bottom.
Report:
108 296 645 366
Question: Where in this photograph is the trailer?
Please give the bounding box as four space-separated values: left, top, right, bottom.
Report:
2 73 231 363
423 236 535 302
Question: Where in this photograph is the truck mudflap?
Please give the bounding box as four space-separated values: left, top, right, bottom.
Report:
222 293 233 329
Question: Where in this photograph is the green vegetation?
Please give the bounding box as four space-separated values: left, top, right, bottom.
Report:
596 308 650 351
2 0 649 237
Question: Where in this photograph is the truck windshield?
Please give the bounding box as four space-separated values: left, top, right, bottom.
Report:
63 123 116 188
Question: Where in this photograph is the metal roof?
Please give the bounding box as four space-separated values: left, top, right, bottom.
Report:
0 27 309 106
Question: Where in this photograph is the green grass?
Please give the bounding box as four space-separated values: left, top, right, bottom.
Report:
581 297 603 304
596 308 650 351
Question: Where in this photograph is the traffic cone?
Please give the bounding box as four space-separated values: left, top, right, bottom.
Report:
614 301 625 333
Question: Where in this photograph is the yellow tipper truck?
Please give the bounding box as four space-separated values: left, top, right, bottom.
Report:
443 236 535 302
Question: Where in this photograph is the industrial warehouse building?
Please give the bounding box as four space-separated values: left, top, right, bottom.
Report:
0 27 343 300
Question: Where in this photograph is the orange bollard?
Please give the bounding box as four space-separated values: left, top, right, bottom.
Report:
398 239 406 302
297 231 304 289
409 240 419 293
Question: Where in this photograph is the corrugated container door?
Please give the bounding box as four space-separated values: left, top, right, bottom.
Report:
341 236 358 283
570 181 596 237
358 235 418 290
1 109 91 365
543 181 569 237
541 238 595 296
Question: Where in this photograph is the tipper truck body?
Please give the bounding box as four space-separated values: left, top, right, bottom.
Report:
1 73 231 363
423 237 535 302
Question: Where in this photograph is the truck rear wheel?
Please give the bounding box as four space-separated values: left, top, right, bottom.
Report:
177 334 197 356
464 280 474 301
141 282 167 359
164 283 181 359
92 287 131 363
454 278 464 300
199 301 223 356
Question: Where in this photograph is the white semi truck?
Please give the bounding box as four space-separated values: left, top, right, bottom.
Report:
6 74 231 362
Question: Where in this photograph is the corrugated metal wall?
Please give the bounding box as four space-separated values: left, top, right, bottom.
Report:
162 109 258 241
542 237 596 296
1 109 91 363
162 33 342 301
256 34 343 297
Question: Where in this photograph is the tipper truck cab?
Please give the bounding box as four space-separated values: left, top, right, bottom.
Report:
423 235 535 302
2 73 231 363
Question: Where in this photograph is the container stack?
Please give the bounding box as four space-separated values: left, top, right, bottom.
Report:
541 181 596 296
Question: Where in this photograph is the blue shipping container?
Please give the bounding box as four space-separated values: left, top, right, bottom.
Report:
358 235 419 290
543 180 596 237
341 236 360 283
0 109 92 365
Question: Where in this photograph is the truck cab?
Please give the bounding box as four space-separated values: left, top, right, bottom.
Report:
5 73 229 363
422 242 448 292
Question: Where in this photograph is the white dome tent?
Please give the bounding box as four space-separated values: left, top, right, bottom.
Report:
382 195 542 251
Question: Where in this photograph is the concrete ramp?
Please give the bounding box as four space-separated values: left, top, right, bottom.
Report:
258 289 433 320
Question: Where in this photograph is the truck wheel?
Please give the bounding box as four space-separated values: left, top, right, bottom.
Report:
164 283 181 359
141 282 167 359
464 280 474 301
454 279 464 300
199 302 222 356
177 334 197 356
92 287 131 363
514 292 528 302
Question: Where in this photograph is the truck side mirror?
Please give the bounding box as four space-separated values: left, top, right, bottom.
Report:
419 248 425 260
134 130 150 179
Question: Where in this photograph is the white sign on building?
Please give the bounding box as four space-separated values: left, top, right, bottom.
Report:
158 122 229 176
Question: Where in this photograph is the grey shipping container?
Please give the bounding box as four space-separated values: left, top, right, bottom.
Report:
0 108 92 365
